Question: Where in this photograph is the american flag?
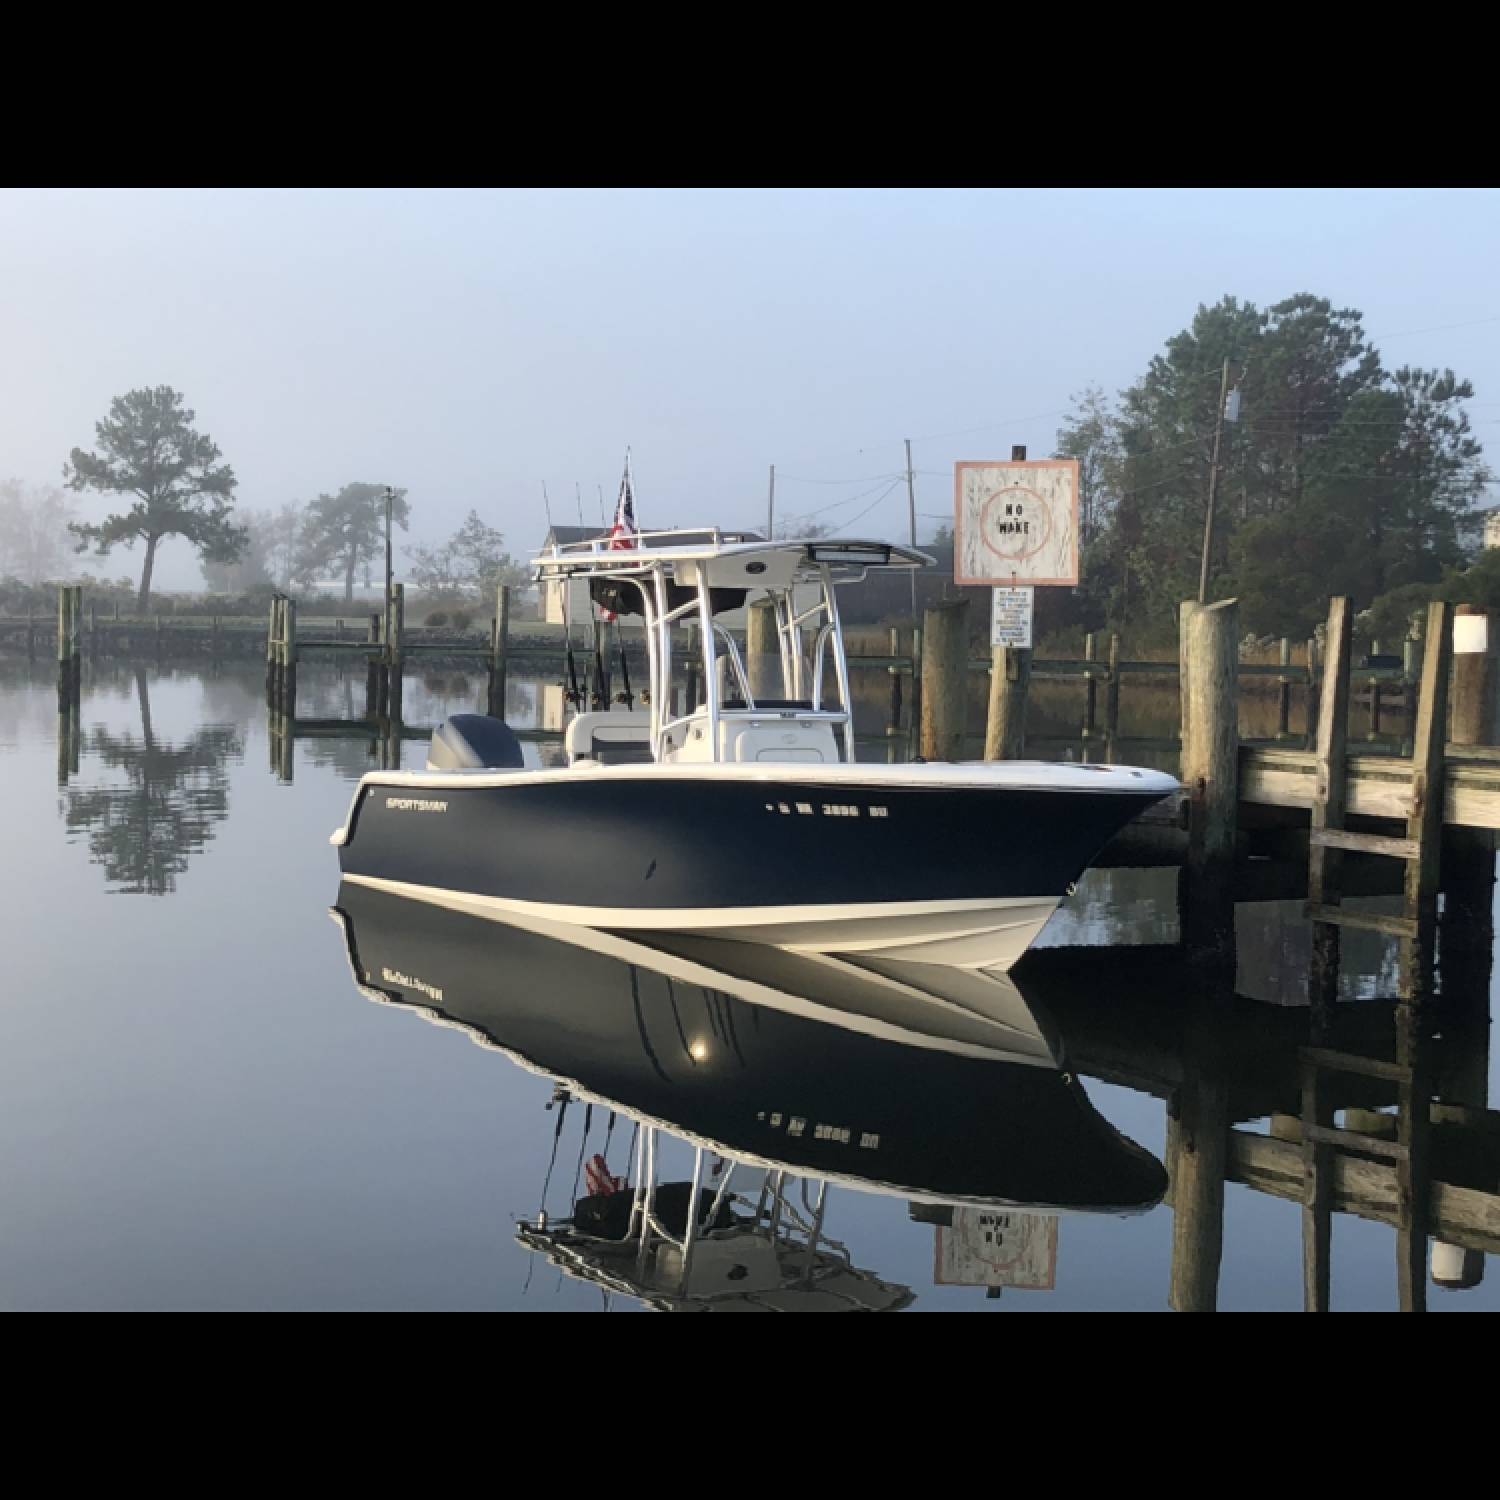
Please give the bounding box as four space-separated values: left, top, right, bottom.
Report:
598 457 636 623
608 458 637 549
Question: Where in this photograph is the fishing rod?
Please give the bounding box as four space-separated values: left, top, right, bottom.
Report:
577 483 609 710
547 481 584 714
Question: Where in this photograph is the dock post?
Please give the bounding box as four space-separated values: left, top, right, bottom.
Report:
1402 600 1451 1002
1082 632 1098 739
282 597 298 722
1105 633 1122 757
984 644 1031 760
1179 598 1239 957
265 596 280 703
887 625 904 736
1277 638 1292 739
365 613 381 721
26 608 35 660
1307 598 1353 1021
1168 1009 1231 1313
747 597 778 704
1306 635 1320 741
1440 605 1495 998
56 584 72 706
920 598 969 762
488 583 511 718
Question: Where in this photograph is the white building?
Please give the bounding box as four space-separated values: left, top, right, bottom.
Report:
1484 511 1500 551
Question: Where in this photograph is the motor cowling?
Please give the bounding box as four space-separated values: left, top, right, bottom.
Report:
427 714 525 771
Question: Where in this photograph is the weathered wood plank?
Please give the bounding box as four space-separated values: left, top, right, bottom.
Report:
1228 1132 1500 1256
1309 828 1419 861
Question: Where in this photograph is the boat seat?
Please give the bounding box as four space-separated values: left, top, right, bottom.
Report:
566 709 654 765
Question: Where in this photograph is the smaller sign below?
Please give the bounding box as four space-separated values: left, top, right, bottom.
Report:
991 587 1035 649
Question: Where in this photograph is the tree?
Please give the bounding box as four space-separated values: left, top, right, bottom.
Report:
0 480 77 583
295 484 409 602
64 386 245 609
202 507 276 592
406 509 526 601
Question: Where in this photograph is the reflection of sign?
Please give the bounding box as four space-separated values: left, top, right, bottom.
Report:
935 1209 1057 1291
991 588 1034 649
955 460 1080 586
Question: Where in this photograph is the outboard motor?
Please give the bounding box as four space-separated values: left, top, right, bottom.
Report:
427 714 525 771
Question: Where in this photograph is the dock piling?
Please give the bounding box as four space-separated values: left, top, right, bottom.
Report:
920 598 969 762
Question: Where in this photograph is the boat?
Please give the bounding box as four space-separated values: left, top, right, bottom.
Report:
332 529 1178 971
332 882 1168 1309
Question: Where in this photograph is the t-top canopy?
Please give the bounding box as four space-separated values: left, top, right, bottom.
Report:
531 528 933 582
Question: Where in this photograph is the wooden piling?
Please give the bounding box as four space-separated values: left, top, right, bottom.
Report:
984 645 1031 760
280 597 298 721
920 598 969 762
488 583 511 718
1403 600 1451 1001
1083 633 1098 738
747 597 778 704
1277 638 1292 739
1179 598 1240 955
266 597 280 703
1443 607 1498 991
887 625 904 735
1105 633 1122 750
1307 598 1353 1018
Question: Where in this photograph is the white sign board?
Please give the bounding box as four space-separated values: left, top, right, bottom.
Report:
955 459 1080 587
991 587 1034 649
935 1208 1057 1291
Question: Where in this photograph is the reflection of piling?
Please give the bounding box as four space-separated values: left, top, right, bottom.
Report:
1179 598 1239 958
1168 1013 1231 1313
920 598 969 762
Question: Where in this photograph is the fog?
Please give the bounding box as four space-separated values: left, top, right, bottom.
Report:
2 187 1496 590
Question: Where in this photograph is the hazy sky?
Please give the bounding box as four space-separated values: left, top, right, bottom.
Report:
3 187 1497 589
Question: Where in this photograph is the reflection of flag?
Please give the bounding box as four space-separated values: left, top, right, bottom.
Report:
585 1154 625 1197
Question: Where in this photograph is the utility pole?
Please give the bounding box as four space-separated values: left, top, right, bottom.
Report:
1198 359 1232 604
384 485 394 601
904 439 917 549
766 464 776 540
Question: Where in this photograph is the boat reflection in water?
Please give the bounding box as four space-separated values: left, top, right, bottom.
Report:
332 883 1167 1311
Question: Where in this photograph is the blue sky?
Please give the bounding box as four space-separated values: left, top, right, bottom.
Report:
2 187 1496 588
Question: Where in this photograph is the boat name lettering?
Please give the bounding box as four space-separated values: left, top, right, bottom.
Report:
385 796 449 813
382 967 444 1003
763 801 888 819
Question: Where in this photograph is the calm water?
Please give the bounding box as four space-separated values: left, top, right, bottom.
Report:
1 659 1493 1311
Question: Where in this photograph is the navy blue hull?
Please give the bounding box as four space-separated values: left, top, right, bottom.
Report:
338 774 1162 911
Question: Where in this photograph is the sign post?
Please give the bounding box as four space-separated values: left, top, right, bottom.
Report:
966 450 1080 760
